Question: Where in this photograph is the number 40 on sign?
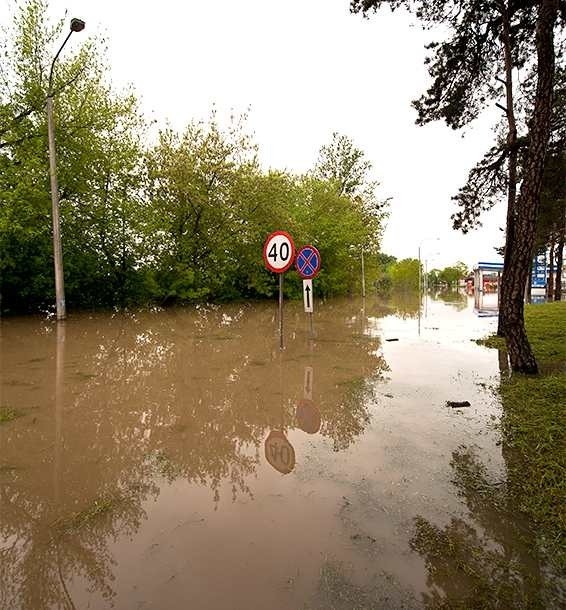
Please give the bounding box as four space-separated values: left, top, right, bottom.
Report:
263 231 295 273
263 231 296 349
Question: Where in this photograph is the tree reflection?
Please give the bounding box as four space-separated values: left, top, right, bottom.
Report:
433 289 468 311
373 291 421 319
409 446 555 609
0 300 388 607
0 470 158 609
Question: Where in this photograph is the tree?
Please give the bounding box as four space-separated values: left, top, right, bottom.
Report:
389 258 421 290
0 0 147 311
314 132 389 221
312 133 389 295
351 0 565 373
144 112 261 303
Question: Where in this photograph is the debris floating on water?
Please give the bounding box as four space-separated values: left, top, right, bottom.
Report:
446 400 471 408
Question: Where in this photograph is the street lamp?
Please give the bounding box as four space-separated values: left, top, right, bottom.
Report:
46 18 85 321
418 237 440 292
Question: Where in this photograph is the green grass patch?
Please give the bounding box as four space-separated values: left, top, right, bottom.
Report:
481 301 566 573
0 406 23 424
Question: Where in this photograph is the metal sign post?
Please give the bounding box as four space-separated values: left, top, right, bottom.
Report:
278 274 284 350
263 231 295 350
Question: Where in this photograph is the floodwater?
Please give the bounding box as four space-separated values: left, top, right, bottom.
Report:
0 292 559 609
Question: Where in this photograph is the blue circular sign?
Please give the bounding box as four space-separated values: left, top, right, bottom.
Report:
295 245 321 279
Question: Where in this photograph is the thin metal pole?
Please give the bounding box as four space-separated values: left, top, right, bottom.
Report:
309 311 314 338
278 273 284 350
361 247 366 298
418 245 421 292
46 26 79 322
47 95 66 320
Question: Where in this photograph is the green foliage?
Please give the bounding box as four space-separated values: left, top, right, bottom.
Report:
0 406 23 423
426 262 468 287
388 258 420 290
0 1 389 313
0 0 147 311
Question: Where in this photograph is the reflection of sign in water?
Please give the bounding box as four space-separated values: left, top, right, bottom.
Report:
303 366 313 400
532 253 547 288
296 399 321 434
264 430 296 474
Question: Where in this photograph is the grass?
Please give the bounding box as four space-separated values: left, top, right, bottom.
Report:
0 406 23 424
481 301 566 574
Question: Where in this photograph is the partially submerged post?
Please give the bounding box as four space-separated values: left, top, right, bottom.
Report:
263 231 295 350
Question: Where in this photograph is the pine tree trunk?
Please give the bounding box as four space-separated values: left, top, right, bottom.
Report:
555 229 564 300
497 0 518 337
500 0 558 374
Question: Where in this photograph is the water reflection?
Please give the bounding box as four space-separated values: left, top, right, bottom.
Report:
409 446 554 609
2 295 551 609
264 430 296 475
370 291 421 319
0 300 386 608
433 289 467 311
296 400 321 434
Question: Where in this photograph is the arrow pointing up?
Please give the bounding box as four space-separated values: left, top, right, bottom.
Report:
305 284 311 308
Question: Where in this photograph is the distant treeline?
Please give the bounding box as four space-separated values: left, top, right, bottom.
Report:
0 1 388 314
374 256 469 291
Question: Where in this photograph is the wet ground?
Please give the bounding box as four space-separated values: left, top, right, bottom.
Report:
0 292 554 609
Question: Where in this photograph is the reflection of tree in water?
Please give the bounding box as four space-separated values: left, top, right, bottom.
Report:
0 469 158 610
319 377 375 452
0 301 388 607
409 446 560 609
433 289 467 311
370 291 421 319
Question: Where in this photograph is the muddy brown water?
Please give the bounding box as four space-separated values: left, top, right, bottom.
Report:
0 293 556 609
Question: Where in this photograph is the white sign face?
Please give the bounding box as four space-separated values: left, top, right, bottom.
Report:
303 279 313 313
263 231 295 274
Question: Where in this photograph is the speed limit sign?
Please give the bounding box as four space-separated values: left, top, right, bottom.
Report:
263 231 296 274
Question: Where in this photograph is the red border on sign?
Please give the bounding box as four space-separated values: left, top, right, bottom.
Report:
263 230 296 274
295 244 321 279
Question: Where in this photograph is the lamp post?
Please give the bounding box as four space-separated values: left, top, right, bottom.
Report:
418 237 440 292
47 17 85 321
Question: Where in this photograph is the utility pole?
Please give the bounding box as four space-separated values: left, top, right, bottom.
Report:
46 18 85 321
361 246 366 298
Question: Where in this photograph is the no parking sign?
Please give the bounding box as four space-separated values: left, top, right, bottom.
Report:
295 245 321 279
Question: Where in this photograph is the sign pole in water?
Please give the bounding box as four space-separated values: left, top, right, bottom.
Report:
279 274 284 349
263 231 295 349
295 245 321 338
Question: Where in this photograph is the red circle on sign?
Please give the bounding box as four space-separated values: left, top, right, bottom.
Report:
263 231 296 274
295 245 321 279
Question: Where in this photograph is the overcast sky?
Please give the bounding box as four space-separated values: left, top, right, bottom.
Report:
3 0 507 269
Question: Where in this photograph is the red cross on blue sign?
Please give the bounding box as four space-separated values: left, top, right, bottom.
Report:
295 245 321 279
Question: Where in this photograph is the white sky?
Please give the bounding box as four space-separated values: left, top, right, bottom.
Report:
3 0 506 270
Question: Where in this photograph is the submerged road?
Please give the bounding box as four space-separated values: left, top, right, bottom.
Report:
0 292 553 609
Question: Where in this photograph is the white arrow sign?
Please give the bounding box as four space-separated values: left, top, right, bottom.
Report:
303 279 313 313
304 366 313 400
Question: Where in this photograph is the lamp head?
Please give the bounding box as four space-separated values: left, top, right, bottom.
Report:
70 18 85 33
